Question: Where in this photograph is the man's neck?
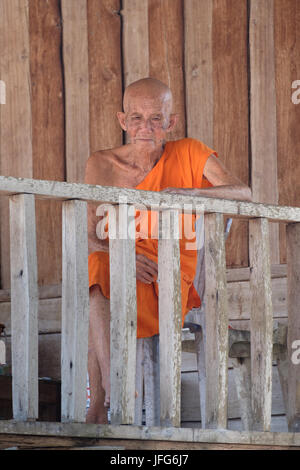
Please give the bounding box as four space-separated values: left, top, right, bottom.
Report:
127 141 166 172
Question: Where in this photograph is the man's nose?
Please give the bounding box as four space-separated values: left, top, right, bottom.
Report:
139 118 153 131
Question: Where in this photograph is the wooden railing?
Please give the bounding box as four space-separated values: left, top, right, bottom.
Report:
1 175 300 432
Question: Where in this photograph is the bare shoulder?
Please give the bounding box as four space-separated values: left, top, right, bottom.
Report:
84 146 123 186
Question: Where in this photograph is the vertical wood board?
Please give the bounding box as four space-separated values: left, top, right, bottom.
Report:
61 0 90 183
249 218 273 431
122 0 149 88
274 0 300 263
249 0 279 264
9 194 38 421
204 212 229 429
184 0 213 148
87 0 123 152
29 0 65 285
0 0 33 289
148 0 185 140
109 204 137 425
158 209 182 428
286 222 300 432
212 0 249 268
61 200 89 423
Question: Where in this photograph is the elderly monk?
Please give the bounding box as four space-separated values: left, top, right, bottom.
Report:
84 77 252 423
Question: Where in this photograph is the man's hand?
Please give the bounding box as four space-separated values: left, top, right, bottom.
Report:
136 254 158 284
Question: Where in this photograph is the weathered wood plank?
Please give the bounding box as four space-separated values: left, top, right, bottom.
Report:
286 222 300 432
1 176 300 223
29 0 65 286
184 0 213 147
143 336 160 426
231 357 252 430
1 420 300 447
213 0 249 268
249 218 273 431
226 263 287 283
61 0 90 183
61 200 89 423
0 431 298 450
226 276 286 321
9 194 38 421
181 362 286 422
249 0 279 264
0 0 33 289
274 0 300 264
158 210 182 427
87 0 123 152
122 0 149 87
148 0 185 141
109 204 137 425
204 213 229 429
134 339 144 425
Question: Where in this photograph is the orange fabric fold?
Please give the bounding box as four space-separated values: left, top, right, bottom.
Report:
88 138 216 338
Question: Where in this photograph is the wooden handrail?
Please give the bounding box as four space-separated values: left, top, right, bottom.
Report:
1 174 300 222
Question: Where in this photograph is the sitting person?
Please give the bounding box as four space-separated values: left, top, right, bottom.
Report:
84 77 252 423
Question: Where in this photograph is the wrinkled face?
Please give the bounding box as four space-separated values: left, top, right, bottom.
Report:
117 92 176 148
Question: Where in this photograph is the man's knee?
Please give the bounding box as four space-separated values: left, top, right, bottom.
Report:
89 283 101 298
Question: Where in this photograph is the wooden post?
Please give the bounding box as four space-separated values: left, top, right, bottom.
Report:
249 218 273 431
61 200 89 423
204 213 229 429
109 203 137 425
158 209 182 427
9 194 38 421
286 222 300 432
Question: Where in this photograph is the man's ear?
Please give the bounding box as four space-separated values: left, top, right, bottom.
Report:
117 111 127 131
166 113 179 132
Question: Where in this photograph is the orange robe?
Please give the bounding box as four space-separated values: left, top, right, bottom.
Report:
88 138 216 338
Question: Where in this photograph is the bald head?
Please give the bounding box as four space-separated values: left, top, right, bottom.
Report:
117 77 177 142
123 77 173 114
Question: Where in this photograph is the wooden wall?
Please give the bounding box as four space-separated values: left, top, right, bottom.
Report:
0 0 300 290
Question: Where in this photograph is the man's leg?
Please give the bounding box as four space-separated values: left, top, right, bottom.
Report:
86 284 110 424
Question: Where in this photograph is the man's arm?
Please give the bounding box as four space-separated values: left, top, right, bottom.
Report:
162 154 252 202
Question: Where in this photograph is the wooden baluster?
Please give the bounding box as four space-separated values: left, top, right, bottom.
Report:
286 222 300 432
9 194 38 421
158 209 182 427
109 203 137 425
61 200 89 422
204 213 229 429
249 217 273 431
144 335 160 426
